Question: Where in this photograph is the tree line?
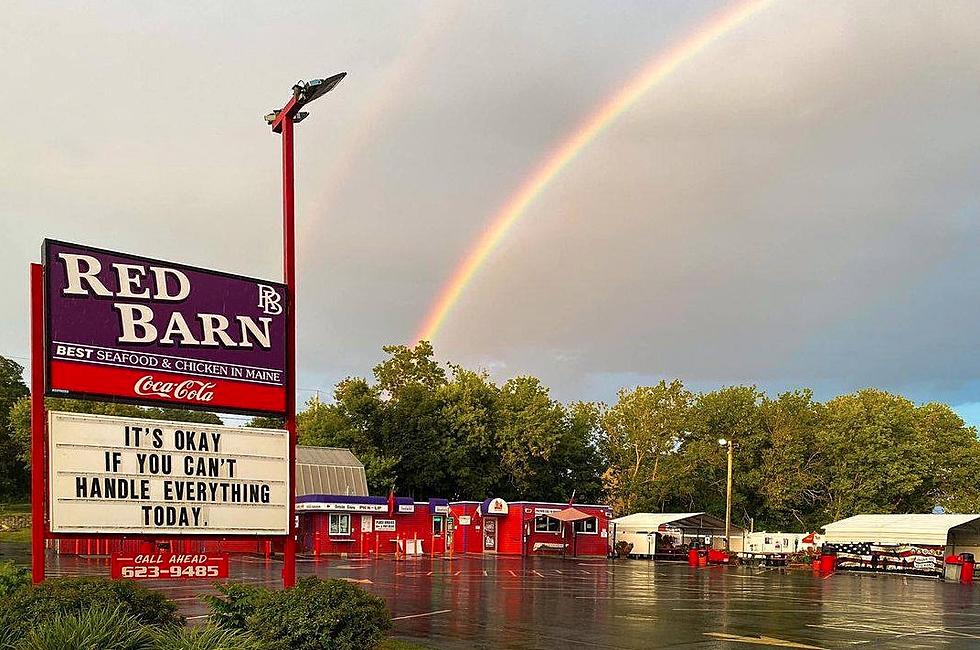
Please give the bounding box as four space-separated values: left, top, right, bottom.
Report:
3 346 979 531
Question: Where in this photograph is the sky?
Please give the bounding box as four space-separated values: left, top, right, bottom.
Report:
2 1 979 425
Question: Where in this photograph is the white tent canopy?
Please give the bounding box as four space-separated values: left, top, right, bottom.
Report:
613 513 710 531
610 512 741 555
822 514 980 546
612 512 739 533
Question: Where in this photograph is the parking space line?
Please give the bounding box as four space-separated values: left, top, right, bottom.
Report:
704 632 824 648
393 609 452 621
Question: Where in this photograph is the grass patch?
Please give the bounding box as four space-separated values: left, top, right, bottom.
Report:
378 639 432 650
0 502 31 515
0 502 31 543
0 527 31 543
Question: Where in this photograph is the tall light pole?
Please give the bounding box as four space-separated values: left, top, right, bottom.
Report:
266 72 345 588
718 438 733 552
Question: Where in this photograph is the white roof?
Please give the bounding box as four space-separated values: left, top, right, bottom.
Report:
822 514 980 546
611 512 705 530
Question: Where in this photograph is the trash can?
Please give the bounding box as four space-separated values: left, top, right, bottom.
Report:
819 553 836 574
960 553 975 583
688 549 699 566
944 555 963 582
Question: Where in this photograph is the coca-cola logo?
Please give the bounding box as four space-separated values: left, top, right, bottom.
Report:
134 376 216 402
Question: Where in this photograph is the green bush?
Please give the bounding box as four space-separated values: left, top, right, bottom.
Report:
203 582 269 631
151 624 270 650
16 604 155 650
244 577 391 650
0 577 183 641
206 577 391 650
0 561 30 598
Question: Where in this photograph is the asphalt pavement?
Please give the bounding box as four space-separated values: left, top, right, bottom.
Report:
4 542 980 649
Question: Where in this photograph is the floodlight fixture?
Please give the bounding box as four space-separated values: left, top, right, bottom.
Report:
297 73 346 106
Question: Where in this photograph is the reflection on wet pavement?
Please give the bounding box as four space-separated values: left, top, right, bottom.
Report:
4 542 980 649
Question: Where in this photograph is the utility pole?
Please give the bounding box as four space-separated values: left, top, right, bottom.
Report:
718 437 734 551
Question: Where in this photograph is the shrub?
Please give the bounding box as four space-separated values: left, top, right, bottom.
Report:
16 603 155 650
239 577 391 650
151 624 270 650
203 582 269 631
0 560 30 598
0 577 182 641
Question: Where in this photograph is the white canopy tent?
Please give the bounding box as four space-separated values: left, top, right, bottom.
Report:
611 512 741 556
823 514 980 552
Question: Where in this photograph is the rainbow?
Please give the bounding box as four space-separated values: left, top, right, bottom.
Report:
414 0 774 344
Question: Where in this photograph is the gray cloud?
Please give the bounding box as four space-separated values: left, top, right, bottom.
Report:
2 1 979 420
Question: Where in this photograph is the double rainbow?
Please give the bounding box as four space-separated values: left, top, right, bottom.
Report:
414 0 774 344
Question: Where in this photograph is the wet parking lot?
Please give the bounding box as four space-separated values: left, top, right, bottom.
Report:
4 542 980 648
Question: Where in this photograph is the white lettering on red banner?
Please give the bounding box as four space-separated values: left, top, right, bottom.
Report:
111 552 229 580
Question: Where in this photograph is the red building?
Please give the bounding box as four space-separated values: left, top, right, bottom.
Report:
296 495 451 556
450 498 613 557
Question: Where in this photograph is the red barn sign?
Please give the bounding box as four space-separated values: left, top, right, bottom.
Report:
44 240 287 415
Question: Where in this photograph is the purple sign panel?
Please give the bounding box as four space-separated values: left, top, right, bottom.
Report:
44 240 287 415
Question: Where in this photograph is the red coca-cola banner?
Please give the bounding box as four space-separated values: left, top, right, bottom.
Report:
110 552 230 580
44 240 287 415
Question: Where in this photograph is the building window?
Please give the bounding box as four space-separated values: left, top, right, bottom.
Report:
329 513 351 536
573 517 598 534
534 515 560 533
433 516 445 536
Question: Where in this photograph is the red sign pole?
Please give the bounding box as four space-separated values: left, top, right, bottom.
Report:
280 111 298 589
268 75 345 588
30 263 47 584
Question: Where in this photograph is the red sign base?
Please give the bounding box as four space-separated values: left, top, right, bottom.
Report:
111 552 229 580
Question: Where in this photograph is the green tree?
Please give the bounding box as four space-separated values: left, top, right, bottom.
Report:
437 366 503 499
0 357 30 499
915 401 980 513
816 389 932 521
552 401 604 503
372 341 445 398
297 390 397 494
495 376 569 499
678 386 766 528
599 381 691 515
758 390 826 530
